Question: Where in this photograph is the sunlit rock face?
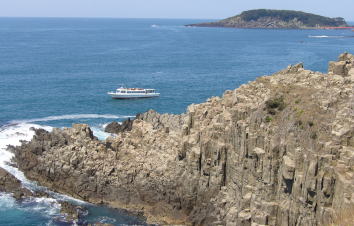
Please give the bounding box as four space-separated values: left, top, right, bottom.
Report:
13 53 354 225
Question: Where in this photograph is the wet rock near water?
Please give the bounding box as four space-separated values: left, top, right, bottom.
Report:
0 167 90 224
0 167 32 199
59 201 88 223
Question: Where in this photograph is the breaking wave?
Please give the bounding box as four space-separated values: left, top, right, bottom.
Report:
91 126 112 140
9 114 134 124
0 123 87 202
0 119 139 224
0 123 63 224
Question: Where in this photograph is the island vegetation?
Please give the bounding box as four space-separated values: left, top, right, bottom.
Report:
188 9 348 29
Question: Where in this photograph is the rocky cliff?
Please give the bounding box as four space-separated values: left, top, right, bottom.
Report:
188 9 348 29
12 53 354 225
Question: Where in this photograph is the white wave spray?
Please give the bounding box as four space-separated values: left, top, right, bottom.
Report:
0 123 88 224
9 113 134 124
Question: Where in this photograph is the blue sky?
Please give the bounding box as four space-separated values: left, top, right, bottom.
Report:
1 0 354 21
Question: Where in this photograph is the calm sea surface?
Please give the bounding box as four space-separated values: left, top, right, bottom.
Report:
0 18 354 225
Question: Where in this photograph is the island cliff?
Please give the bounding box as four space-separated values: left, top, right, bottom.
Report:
12 53 354 225
188 9 348 29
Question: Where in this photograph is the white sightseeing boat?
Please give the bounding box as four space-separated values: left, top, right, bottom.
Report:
108 86 160 99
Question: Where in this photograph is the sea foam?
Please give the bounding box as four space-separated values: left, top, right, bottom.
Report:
0 123 86 202
9 114 134 124
0 123 53 187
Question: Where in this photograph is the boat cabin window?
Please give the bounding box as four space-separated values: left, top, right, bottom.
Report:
121 91 126 93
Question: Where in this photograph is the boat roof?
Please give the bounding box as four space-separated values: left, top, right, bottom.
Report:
117 87 155 90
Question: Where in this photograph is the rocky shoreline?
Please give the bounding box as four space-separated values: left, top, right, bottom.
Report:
0 167 89 224
9 53 354 225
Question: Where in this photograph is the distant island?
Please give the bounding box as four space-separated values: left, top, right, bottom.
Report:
187 9 348 29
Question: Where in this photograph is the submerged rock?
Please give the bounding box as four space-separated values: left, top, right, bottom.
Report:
59 201 87 223
12 53 354 225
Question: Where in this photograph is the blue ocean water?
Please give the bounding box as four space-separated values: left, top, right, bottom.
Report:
0 18 354 225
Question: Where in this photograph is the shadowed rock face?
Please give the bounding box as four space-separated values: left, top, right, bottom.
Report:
12 54 354 225
104 119 134 134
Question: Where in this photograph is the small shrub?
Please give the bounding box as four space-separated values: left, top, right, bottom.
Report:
265 96 286 114
295 99 301 104
265 116 273 122
266 96 284 109
308 121 314 127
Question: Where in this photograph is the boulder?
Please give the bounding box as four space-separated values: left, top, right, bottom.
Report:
328 61 347 76
105 118 133 134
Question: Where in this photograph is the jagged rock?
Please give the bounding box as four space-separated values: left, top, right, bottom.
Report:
105 118 133 134
59 201 87 223
328 52 354 76
0 168 32 199
12 53 354 225
136 109 185 130
328 61 347 75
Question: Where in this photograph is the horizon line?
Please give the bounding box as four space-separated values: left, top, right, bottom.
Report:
0 16 220 20
0 16 353 22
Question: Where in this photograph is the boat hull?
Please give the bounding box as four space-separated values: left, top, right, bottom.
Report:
108 93 160 99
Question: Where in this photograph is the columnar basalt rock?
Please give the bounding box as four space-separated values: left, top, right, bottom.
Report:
12 54 354 225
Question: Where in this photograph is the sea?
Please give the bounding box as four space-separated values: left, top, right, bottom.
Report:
0 18 354 225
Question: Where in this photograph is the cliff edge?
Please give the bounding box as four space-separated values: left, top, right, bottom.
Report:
188 9 348 29
12 53 354 225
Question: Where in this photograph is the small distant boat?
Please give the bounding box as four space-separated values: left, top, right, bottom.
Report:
108 86 160 99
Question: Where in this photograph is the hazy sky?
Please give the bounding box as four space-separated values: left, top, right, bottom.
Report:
1 0 354 21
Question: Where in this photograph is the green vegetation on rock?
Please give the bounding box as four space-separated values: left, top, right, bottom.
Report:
239 9 346 27
188 9 348 29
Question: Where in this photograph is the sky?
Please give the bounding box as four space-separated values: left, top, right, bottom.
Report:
1 0 354 21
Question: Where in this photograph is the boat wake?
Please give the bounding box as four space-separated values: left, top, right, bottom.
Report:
308 35 345 38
